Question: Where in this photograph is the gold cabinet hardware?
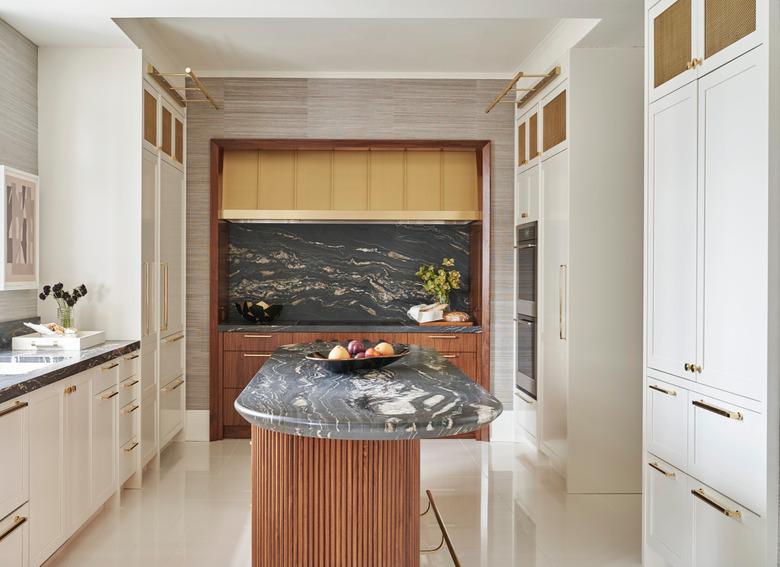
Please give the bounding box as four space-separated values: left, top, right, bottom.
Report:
648 461 676 477
0 515 27 543
124 353 140 361
649 384 677 396
684 362 690 371
691 488 741 519
100 390 119 400
693 364 702 373
686 60 695 70
692 58 702 68
692 399 743 420
162 333 184 343
122 379 140 389
102 362 119 371
243 353 272 358
559 264 568 340
122 404 140 415
442 354 458 359
123 441 139 453
0 401 28 418
161 377 185 392
428 335 458 340
521 212 528 218
243 334 273 339
64 385 77 394
161 262 169 332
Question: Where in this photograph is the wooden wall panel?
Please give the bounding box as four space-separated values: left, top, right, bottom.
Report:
543 90 567 152
443 150 478 211
222 151 259 209
259 151 295 210
252 427 420 567
296 151 332 209
333 151 369 210
368 151 405 210
405 151 441 210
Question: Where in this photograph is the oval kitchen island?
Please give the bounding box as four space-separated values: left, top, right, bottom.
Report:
234 341 502 567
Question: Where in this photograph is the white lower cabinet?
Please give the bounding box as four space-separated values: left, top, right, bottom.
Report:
646 378 687 469
516 165 539 224
159 375 185 447
646 459 690 567
0 503 29 567
64 371 92 535
0 399 28 520
91 382 117 510
141 394 157 468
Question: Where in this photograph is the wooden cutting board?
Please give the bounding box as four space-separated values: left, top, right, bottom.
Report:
417 320 474 326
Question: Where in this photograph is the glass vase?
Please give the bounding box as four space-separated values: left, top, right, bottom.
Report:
57 305 74 329
436 292 450 307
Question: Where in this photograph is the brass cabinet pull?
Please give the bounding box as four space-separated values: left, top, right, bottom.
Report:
162 377 185 392
691 488 741 519
0 401 28 418
649 384 677 396
442 354 458 359
692 399 743 421
684 362 691 371
124 353 140 361
161 262 169 332
648 462 676 478
692 57 702 68
693 364 702 373
520 212 529 218
100 390 119 400
102 362 119 371
559 264 567 340
428 335 458 340
243 334 273 339
123 441 139 453
64 385 77 394
122 404 140 415
162 333 184 343
243 353 272 358
122 379 140 389
0 515 27 543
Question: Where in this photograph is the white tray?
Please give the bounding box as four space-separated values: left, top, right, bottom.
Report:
12 330 106 350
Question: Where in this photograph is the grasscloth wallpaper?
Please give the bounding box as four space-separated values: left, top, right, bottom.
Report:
0 20 37 322
186 78 515 410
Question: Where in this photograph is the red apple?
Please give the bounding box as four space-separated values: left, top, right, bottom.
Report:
354 352 367 359
364 347 380 358
347 339 366 355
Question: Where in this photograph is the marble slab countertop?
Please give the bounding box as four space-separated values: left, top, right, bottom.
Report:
218 321 482 334
235 342 502 440
0 340 140 404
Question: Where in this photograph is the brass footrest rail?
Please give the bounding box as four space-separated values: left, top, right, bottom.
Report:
420 489 461 566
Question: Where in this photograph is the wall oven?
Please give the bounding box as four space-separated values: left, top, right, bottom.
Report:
516 222 537 399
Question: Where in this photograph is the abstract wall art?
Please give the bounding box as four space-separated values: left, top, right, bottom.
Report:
1 166 38 290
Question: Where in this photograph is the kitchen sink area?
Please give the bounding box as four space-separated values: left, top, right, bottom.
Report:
0 355 76 375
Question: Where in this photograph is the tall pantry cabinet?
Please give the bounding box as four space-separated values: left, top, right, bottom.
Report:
643 0 778 565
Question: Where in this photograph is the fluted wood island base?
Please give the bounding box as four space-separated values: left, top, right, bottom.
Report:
251 427 420 567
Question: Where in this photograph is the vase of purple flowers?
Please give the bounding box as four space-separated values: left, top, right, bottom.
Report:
39 283 88 329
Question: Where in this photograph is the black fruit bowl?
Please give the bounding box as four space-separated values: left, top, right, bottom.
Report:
235 301 283 324
305 348 409 374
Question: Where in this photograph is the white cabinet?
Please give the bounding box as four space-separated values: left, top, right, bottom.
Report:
646 458 690 567
141 395 157 468
0 503 29 567
160 161 184 338
91 381 117 509
142 147 158 342
0 400 28 519
63 371 92 534
646 379 687 469
515 165 539 225
159 375 185 448
646 82 698 380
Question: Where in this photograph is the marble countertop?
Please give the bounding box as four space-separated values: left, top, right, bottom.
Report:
218 321 482 334
234 342 502 440
0 340 140 404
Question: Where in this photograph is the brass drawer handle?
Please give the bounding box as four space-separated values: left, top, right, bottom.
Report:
243 334 273 339
162 377 185 392
102 362 119 371
124 353 140 361
649 384 676 396
648 462 675 478
428 335 458 340
162 333 184 343
442 355 458 359
0 401 28 418
123 441 139 453
691 488 741 519
243 353 272 358
100 390 119 400
0 515 27 543
122 404 140 415
122 379 140 389
64 385 77 394
692 399 743 421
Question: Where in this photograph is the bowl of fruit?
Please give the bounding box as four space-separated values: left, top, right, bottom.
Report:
305 340 409 373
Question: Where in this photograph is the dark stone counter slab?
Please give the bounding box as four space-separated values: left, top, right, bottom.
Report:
235 342 501 440
0 340 140 403
218 322 482 334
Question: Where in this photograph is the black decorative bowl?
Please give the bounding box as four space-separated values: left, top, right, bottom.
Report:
305 347 409 373
235 301 283 324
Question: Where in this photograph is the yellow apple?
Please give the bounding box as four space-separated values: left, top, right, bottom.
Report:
374 342 395 356
328 345 351 360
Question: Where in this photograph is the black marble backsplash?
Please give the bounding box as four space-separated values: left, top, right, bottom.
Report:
228 224 470 322
0 316 39 349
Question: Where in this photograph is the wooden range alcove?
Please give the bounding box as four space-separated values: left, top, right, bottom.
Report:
209 139 492 441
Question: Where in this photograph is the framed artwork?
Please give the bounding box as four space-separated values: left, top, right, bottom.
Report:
1 166 39 290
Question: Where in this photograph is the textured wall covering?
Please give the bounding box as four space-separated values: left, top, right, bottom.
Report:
0 20 37 322
187 78 515 410
227 223 470 322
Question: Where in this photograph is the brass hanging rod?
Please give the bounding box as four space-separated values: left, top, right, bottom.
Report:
146 65 220 110
484 66 561 113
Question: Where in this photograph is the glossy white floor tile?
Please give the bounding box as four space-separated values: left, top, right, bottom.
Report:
46 437 640 566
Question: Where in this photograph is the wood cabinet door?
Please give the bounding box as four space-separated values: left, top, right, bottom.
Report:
142 82 158 150
697 0 763 76
697 49 767 402
440 352 477 378
222 351 272 389
540 82 568 158
64 371 92 535
649 0 698 102
646 82 698 380
159 159 185 337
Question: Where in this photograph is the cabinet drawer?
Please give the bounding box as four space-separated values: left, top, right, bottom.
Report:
118 376 140 408
222 351 272 389
646 458 690 567
411 333 478 353
646 379 687 469
120 351 139 380
160 332 184 383
119 437 139 485
688 394 764 515
224 388 247 426
0 503 29 567
160 376 185 444
223 332 293 352
0 400 28 519
119 400 140 446
690 482 763 567
439 352 478 378
93 360 119 395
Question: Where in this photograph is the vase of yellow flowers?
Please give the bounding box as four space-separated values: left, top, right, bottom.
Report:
415 258 461 306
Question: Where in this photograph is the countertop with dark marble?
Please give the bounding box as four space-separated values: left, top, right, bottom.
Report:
0 340 140 404
234 342 502 440
218 321 482 334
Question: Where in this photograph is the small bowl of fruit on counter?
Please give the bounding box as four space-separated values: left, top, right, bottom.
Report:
305 340 409 373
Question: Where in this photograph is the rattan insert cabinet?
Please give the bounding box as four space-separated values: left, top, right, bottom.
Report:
648 0 765 101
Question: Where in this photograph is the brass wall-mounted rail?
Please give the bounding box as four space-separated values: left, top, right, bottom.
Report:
485 66 560 113
146 65 220 110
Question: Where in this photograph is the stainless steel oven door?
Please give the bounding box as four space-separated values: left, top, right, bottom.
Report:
516 315 537 399
516 223 537 317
